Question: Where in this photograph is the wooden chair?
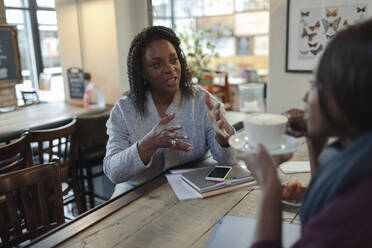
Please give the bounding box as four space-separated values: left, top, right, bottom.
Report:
27 119 84 215
76 109 110 209
0 134 32 175
0 162 64 247
201 70 232 110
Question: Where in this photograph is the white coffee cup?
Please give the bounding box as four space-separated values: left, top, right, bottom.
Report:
244 113 288 150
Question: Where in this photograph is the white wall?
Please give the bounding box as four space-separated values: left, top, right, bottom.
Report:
267 0 312 113
78 0 121 104
55 0 83 103
56 0 149 105
114 0 149 93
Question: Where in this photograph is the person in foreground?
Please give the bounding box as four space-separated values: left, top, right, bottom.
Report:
238 19 372 247
104 26 235 198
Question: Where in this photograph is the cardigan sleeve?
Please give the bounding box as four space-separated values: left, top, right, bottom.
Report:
103 103 153 184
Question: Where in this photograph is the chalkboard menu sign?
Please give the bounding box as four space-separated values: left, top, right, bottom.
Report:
67 67 85 99
0 25 22 83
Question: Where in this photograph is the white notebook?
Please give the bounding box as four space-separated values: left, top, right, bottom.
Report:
207 216 301 248
280 161 310 174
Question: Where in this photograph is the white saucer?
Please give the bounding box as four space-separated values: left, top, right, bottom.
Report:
228 132 301 155
281 199 301 207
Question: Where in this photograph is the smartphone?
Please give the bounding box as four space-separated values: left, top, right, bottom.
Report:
205 166 232 181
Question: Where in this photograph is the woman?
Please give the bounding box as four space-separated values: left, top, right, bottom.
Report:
104 26 236 198
238 20 372 247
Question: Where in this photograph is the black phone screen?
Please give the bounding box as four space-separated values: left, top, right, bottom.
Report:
207 167 230 178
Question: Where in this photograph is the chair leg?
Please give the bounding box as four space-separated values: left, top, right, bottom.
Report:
78 165 87 212
87 166 95 209
71 171 85 215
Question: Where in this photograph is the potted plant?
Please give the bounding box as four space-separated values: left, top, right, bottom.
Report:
179 24 222 86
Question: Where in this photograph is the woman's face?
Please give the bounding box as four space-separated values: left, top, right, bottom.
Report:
303 82 355 137
142 39 181 97
303 85 332 137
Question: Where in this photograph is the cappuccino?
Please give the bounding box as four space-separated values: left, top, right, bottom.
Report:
244 113 288 150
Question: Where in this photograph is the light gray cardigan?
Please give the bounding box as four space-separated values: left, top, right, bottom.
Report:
103 85 236 197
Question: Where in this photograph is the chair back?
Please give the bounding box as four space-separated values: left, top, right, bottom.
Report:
76 109 110 150
27 119 84 214
27 119 76 183
0 162 64 247
0 135 32 174
202 70 231 110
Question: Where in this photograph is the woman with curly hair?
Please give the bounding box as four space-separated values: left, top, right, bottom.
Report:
104 26 236 198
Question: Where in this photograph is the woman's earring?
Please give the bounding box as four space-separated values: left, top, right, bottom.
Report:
144 79 148 87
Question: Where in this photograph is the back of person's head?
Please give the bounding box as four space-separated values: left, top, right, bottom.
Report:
127 26 192 113
315 19 372 137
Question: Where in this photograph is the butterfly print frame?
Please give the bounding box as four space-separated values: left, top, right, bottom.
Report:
286 0 371 72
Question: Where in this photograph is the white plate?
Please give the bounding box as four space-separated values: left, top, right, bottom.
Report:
281 199 301 207
228 132 301 155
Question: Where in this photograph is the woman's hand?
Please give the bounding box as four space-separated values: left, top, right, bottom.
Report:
282 108 328 174
138 112 194 164
205 93 234 147
236 145 283 243
282 108 307 138
236 145 280 187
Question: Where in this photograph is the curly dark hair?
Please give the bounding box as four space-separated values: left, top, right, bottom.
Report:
315 19 372 137
127 25 193 114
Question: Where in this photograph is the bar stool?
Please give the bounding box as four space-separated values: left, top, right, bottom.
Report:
76 109 110 209
27 119 84 216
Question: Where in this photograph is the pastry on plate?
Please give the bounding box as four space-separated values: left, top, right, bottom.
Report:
281 180 307 201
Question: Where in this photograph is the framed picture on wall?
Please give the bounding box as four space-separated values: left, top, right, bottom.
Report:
286 0 372 72
0 25 22 83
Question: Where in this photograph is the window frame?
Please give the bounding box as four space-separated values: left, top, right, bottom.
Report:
5 0 60 90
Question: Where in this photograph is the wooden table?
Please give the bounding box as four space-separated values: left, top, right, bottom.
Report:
0 101 108 142
29 116 310 248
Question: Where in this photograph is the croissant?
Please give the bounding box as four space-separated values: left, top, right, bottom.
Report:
281 180 307 201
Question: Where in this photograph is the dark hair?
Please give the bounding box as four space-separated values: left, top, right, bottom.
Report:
315 19 372 137
127 26 193 113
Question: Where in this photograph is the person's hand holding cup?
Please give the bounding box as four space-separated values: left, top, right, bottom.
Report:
282 108 307 137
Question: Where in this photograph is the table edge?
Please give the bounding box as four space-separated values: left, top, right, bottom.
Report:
28 175 167 248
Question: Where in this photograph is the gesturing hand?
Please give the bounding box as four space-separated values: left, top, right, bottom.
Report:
205 93 234 147
138 112 194 164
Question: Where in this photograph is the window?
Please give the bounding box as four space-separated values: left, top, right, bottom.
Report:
151 0 269 78
5 0 63 103
235 0 269 12
237 37 252 55
152 0 173 28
